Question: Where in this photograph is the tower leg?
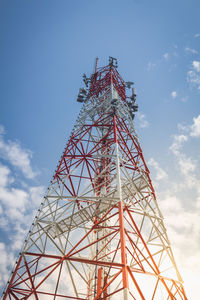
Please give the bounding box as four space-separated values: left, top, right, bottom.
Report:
123 288 130 300
97 267 102 298
119 201 130 299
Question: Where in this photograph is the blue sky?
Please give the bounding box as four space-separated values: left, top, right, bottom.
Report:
0 0 200 298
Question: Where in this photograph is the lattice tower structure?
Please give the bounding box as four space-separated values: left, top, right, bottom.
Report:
3 59 187 300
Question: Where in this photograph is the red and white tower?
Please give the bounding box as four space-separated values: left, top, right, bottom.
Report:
3 57 187 299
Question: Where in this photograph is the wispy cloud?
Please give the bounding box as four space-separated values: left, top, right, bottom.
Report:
0 125 5 135
169 116 200 187
0 163 44 229
0 125 37 179
169 134 188 155
171 91 177 99
147 61 156 71
0 125 44 291
136 112 149 128
187 60 200 90
155 115 200 299
192 61 200 72
190 115 200 137
0 162 44 290
194 33 200 38
0 242 15 285
169 115 200 188
149 114 200 299
185 47 198 54
147 53 170 71
187 70 200 89
170 134 196 177
163 52 169 60
147 47 179 72
160 194 200 300
148 158 168 180
178 114 200 137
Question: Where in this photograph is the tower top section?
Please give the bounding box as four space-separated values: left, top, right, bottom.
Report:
88 56 126 101
77 57 138 118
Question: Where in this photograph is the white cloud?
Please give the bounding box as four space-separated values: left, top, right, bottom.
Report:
170 117 200 187
147 61 156 71
0 163 44 232
171 91 177 99
0 164 27 212
29 186 45 206
177 155 196 175
0 125 5 135
145 121 200 298
163 52 169 60
136 112 149 128
178 114 200 138
0 161 44 290
187 61 200 90
194 33 200 38
169 116 200 200
192 61 200 72
0 126 37 179
147 51 174 71
0 164 13 187
0 242 15 285
169 134 196 177
177 123 188 132
148 158 168 180
180 96 188 102
185 47 198 54
0 125 45 292
169 134 188 155
158 120 200 299
160 193 200 263
156 170 200 300
187 70 200 89
190 115 200 137
0 187 28 210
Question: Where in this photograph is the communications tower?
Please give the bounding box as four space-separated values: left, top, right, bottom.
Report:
3 57 187 299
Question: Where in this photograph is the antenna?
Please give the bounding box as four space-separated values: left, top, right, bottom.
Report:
94 57 99 73
109 56 118 68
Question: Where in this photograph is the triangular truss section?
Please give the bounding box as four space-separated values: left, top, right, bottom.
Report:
3 57 187 299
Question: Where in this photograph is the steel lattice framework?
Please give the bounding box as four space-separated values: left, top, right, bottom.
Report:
3 58 187 300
